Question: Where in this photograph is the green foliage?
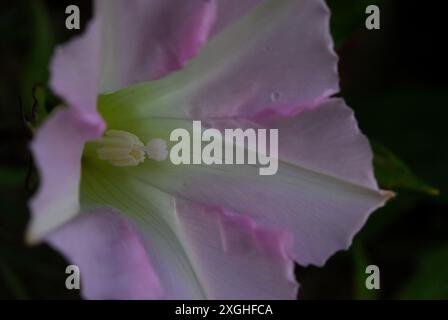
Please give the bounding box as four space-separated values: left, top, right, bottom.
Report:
0 167 26 188
0 261 29 300
327 0 384 47
20 1 55 125
372 141 439 195
399 245 448 299
353 243 378 300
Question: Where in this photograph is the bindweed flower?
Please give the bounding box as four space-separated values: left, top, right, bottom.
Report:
27 0 392 299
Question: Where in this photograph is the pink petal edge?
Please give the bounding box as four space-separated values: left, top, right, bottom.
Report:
27 108 104 243
48 208 163 299
175 200 298 299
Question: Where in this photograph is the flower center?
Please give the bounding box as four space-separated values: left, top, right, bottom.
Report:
95 130 169 166
96 130 145 167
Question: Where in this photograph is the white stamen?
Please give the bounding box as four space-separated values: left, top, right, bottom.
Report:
97 130 145 166
146 138 168 162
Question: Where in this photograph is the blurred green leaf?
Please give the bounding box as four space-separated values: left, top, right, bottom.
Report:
0 261 29 299
372 141 439 196
327 0 384 47
21 0 54 122
399 245 448 299
353 243 378 300
0 166 26 188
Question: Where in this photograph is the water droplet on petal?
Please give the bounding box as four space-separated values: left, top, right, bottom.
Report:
270 91 281 102
263 45 272 52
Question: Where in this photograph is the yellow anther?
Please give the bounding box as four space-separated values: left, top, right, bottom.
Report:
97 130 145 166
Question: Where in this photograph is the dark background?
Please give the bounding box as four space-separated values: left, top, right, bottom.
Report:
0 0 447 299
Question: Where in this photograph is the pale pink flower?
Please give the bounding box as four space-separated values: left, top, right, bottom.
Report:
27 0 391 299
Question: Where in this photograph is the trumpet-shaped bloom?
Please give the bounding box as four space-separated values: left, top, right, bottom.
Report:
28 0 392 299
